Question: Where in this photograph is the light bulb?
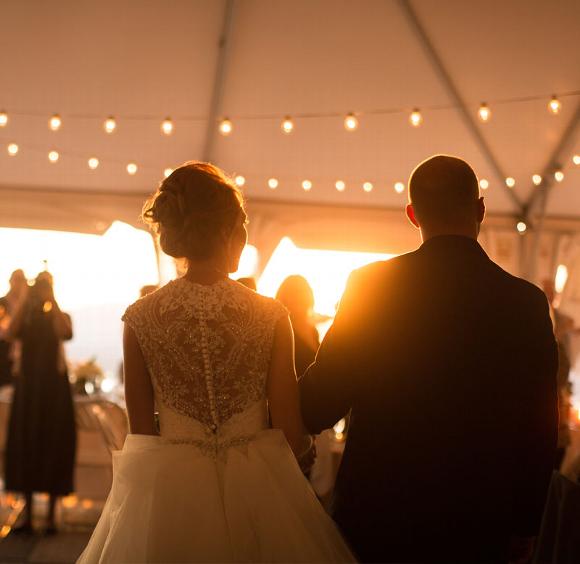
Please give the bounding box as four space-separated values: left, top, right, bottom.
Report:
127 163 138 175
394 182 405 194
161 117 173 135
479 178 489 190
516 221 527 234
234 175 245 187
88 157 99 170
48 150 59 163
104 116 116 134
281 116 294 134
548 96 561 115
268 178 278 189
532 174 542 186
219 118 233 136
409 109 423 127
164 168 173 178
7 143 18 156
344 113 358 131
363 181 373 193
335 180 346 192
554 170 564 182
49 114 62 131
573 154 580 166
0 111 7 127
478 103 491 122
505 177 516 188
302 180 312 191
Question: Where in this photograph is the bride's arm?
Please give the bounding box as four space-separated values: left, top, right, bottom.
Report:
123 323 157 435
267 315 310 459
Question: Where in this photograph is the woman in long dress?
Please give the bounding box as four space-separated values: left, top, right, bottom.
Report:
77 162 354 563
5 272 76 534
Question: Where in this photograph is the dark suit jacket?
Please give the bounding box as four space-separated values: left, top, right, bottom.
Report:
300 235 558 563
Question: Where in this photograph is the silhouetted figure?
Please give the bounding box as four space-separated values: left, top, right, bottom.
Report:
5 273 76 534
0 270 27 386
300 155 558 563
236 276 257 291
543 278 573 470
139 284 159 298
276 275 319 377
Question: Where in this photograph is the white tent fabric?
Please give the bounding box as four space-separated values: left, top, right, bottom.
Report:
0 0 579 308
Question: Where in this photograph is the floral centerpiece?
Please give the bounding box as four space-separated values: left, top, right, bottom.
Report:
70 358 104 395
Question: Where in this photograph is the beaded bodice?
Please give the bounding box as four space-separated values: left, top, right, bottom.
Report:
122 278 287 440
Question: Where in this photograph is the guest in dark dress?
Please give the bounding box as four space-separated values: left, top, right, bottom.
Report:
5 273 76 534
276 275 319 377
0 270 27 386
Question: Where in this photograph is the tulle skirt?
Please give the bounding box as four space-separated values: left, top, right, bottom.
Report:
77 431 355 563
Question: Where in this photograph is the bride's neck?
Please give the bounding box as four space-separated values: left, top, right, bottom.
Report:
184 259 229 285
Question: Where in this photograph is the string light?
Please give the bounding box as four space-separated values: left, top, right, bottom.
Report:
281 116 294 134
49 114 62 131
548 96 562 115
104 116 117 134
479 178 489 190
363 181 373 193
7 143 18 156
0 111 7 127
554 170 564 182
516 221 527 234
532 174 542 185
234 175 245 187
88 157 99 170
478 103 491 122
219 118 233 136
48 150 59 163
268 178 278 189
505 177 516 188
335 180 346 192
573 154 580 165
302 180 312 191
126 163 138 175
409 109 423 127
161 117 173 135
164 168 173 178
344 113 358 131
394 182 405 194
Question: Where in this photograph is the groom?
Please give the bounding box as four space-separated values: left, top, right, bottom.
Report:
300 155 558 563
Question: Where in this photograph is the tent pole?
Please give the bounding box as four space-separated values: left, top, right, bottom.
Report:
524 102 580 281
202 0 236 163
397 0 524 214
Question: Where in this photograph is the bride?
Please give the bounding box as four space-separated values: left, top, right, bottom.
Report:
77 162 355 563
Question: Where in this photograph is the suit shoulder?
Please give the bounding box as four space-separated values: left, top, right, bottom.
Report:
488 262 549 311
349 249 420 284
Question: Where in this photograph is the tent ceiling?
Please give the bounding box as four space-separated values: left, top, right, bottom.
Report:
0 0 578 217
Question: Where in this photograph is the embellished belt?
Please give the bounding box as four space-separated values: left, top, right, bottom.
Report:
166 434 255 459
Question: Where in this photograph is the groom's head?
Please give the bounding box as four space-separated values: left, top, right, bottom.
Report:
406 155 485 241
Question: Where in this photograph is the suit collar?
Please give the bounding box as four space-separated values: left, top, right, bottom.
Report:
419 235 488 257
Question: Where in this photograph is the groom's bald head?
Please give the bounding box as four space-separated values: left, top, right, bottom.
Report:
407 155 483 238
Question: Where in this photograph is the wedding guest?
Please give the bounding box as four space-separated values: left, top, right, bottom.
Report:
543 278 573 470
236 276 257 291
0 270 27 386
4 273 76 534
139 284 159 298
300 155 558 563
276 275 319 377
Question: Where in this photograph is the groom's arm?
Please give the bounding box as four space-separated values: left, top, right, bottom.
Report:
299 267 370 434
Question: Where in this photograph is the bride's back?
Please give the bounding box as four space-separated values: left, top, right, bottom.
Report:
123 278 285 442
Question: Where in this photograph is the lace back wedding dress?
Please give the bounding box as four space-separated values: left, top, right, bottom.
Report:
77 278 354 563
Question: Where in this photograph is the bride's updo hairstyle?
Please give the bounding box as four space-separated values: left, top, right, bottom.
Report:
143 161 245 261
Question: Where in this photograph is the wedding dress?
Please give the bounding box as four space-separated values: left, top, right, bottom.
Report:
77 277 354 563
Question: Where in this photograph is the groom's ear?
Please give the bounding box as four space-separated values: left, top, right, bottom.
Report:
477 197 486 224
406 204 420 229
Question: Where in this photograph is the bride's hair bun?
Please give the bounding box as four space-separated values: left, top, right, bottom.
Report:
143 161 245 260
